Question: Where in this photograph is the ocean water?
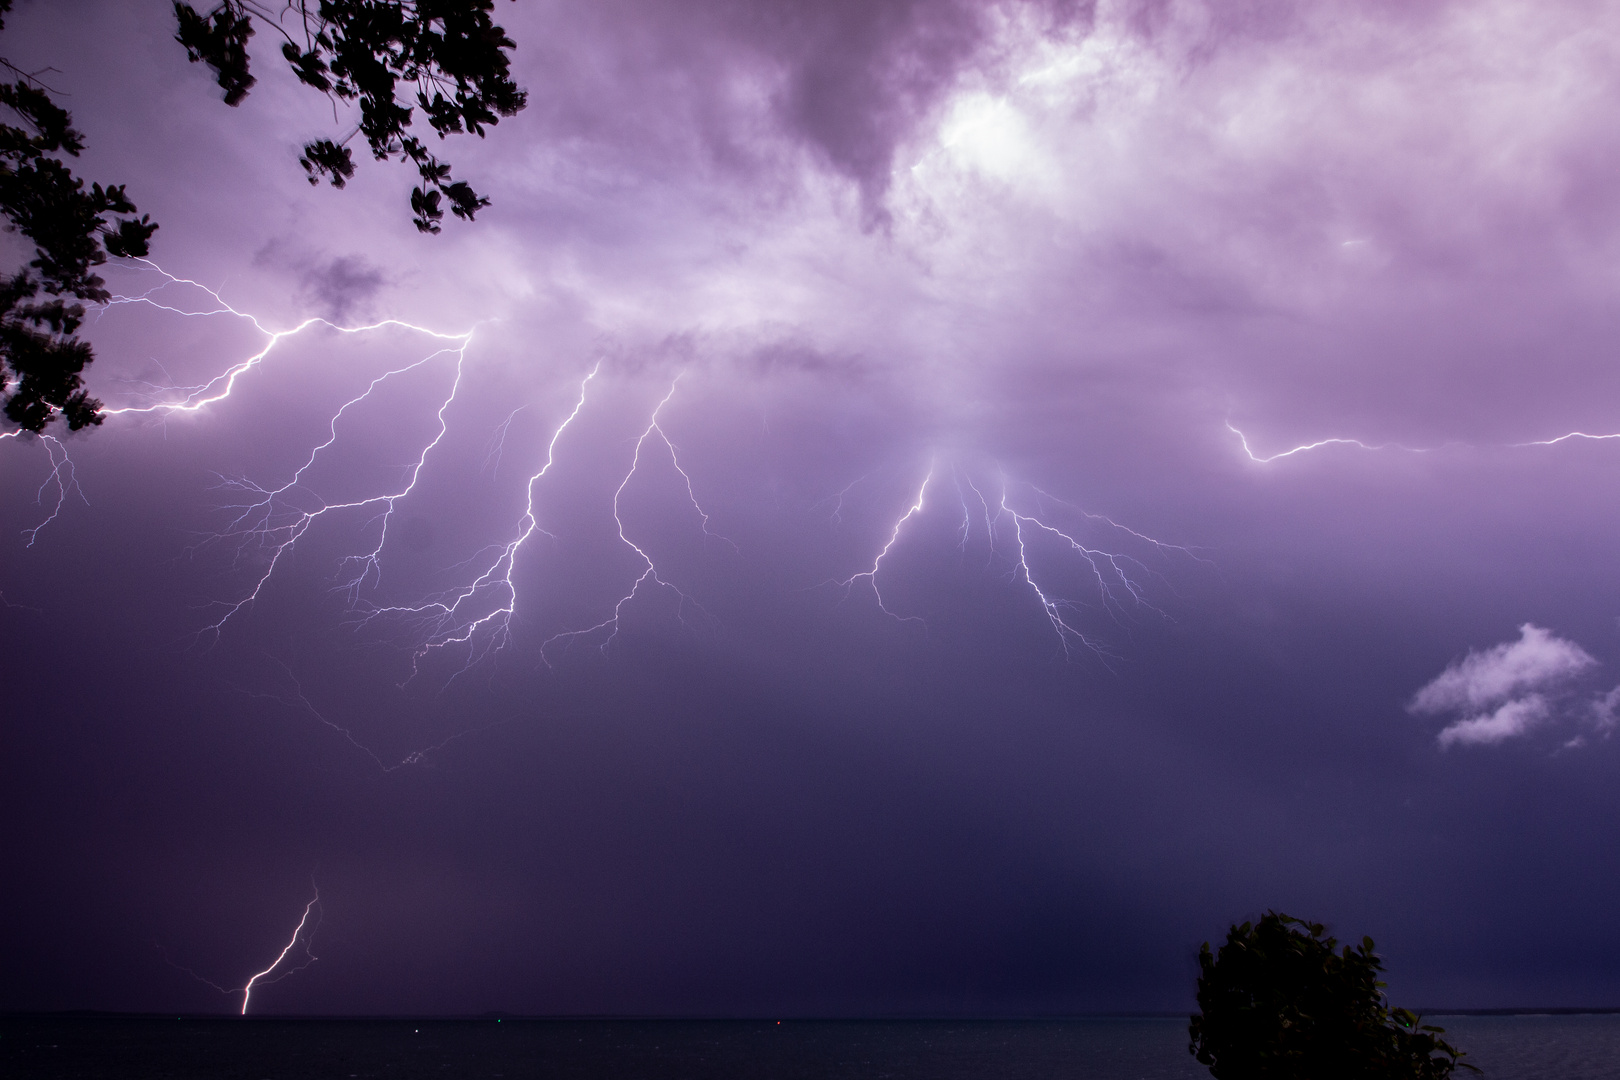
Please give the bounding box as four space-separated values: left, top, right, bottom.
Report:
0 1013 1614 1079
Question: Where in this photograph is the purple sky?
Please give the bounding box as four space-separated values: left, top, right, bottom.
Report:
8 0 1620 1016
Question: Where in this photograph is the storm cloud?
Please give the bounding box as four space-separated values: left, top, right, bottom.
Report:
7 0 1620 1017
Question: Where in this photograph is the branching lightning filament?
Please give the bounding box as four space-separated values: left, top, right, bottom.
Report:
240 888 321 1015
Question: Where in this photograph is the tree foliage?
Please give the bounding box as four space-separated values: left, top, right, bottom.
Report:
0 0 526 435
174 1 527 233
0 0 157 433
1189 912 1474 1080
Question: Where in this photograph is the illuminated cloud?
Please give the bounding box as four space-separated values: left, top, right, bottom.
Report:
15 0 1620 1016
1411 624 1597 748
1435 694 1551 751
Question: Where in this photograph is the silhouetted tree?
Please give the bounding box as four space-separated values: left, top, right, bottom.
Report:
0 0 525 434
174 1 527 234
0 0 157 432
1189 912 1474 1079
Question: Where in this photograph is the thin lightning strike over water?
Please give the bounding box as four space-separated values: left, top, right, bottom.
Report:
165 885 325 1013
240 887 320 1015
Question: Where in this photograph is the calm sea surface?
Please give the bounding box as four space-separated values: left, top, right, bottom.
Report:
2 1014 1615 1079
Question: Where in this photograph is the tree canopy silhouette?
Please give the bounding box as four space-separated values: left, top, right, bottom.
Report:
174 0 527 234
0 0 156 432
1189 912 1474 1079
0 0 525 434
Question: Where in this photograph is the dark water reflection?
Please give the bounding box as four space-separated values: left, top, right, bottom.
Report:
2 1014 1615 1079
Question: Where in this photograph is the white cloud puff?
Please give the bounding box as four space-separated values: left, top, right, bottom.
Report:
1410 624 1595 715
1435 695 1551 750
1410 624 1596 749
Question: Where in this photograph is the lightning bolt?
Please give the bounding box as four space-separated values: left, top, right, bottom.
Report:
201 337 472 639
99 263 471 422
10 433 86 547
819 473 869 525
3 261 1207 730
360 363 600 678
1230 418 1620 461
539 377 730 663
25 266 738 688
1225 420 1428 463
828 463 933 624
824 463 1194 658
482 403 531 478
995 480 1167 661
1514 430 1620 446
158 884 321 1015
65 263 478 642
240 887 320 1015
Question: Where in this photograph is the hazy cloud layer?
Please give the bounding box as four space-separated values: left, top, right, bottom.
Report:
10 0 1620 1016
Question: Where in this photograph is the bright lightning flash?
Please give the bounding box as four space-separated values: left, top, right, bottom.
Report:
11 434 86 547
1229 418 1620 463
537 377 732 664
825 461 1198 658
828 463 934 623
161 884 321 1014
1224 420 1424 463
240 887 321 1015
89 264 477 642
4 261 1203 761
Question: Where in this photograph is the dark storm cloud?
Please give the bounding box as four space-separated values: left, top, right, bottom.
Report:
254 243 389 323
9 0 1620 1020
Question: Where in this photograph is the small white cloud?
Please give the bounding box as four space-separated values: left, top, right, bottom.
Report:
1412 625 1599 750
1436 695 1550 749
1410 624 1595 716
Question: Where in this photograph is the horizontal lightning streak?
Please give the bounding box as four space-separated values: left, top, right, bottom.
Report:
1224 420 1422 463
101 265 470 422
1514 430 1620 446
1230 419 1620 462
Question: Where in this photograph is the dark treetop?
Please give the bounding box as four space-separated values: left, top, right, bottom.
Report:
0 0 526 434
175 1 528 234
1189 912 1473 1080
0 0 155 432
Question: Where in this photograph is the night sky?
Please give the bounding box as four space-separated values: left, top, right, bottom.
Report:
7 0 1620 1017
